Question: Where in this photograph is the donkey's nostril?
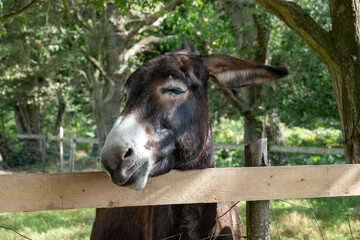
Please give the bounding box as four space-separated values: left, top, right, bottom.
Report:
123 148 133 159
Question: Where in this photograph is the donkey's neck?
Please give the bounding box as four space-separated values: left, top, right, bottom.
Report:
177 126 215 170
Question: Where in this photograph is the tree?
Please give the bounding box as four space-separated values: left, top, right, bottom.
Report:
254 0 360 164
222 0 269 144
0 1 74 155
159 0 242 124
221 0 288 165
265 18 339 129
59 0 181 146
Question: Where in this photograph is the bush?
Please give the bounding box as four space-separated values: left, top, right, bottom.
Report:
212 118 345 167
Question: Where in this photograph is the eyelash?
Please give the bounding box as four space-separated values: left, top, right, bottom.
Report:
162 88 186 95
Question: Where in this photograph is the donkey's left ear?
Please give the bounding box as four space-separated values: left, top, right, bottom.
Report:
199 54 289 88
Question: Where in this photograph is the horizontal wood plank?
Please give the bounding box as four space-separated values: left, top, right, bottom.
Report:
0 165 359 213
213 143 245 150
269 145 345 155
214 143 345 155
8 134 345 154
8 134 100 144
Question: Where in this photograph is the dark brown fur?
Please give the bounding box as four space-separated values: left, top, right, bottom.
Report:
91 46 288 240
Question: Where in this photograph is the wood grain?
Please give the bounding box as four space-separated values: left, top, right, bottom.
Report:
0 164 359 213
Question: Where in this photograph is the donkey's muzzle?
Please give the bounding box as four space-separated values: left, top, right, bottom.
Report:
100 115 152 190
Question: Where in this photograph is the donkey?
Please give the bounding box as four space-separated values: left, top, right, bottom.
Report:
91 44 289 240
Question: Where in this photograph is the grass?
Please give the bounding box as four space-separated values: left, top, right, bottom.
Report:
1 197 359 239
238 197 360 239
0 209 95 240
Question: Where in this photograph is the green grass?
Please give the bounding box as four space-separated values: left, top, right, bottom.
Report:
238 197 360 239
0 209 95 240
1 197 359 239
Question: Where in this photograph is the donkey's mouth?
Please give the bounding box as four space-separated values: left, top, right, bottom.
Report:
113 160 151 190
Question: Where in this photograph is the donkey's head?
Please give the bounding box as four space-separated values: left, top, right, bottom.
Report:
101 48 288 190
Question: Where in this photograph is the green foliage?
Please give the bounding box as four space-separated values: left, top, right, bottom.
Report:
0 0 343 169
212 118 244 144
0 1 91 135
293 0 331 31
212 117 344 167
161 0 236 55
281 126 344 165
284 126 342 147
265 10 338 128
215 149 244 168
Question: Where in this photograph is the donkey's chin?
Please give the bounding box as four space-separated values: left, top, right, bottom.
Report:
115 161 151 190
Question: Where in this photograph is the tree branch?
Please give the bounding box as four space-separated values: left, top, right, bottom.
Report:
197 35 252 120
81 51 114 87
71 7 91 31
61 0 70 19
125 35 178 59
253 0 336 62
212 81 253 121
138 12 170 35
78 70 92 91
122 0 182 51
0 0 38 21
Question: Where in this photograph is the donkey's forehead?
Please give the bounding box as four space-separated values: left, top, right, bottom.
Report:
125 53 201 89
151 54 193 78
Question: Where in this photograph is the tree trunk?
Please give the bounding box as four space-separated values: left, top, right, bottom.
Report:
254 0 360 163
327 0 360 164
13 96 42 153
224 0 269 144
52 94 66 136
327 60 360 164
269 112 289 165
0 133 12 167
241 86 263 144
91 72 108 148
72 1 181 147
103 4 128 134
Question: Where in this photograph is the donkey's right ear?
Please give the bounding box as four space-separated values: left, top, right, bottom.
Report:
199 54 289 88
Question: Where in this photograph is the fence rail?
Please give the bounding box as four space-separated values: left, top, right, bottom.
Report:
0 164 359 213
7 133 99 144
7 133 345 155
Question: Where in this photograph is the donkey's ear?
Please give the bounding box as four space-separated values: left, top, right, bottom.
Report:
199 54 289 88
180 39 196 53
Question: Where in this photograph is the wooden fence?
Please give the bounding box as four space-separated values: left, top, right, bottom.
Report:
1 136 358 239
0 164 359 213
7 133 345 155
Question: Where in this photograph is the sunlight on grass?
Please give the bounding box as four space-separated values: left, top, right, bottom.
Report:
275 212 321 239
238 197 360 240
1 198 359 239
0 209 95 240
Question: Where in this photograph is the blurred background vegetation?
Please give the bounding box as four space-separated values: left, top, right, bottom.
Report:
0 0 343 170
0 0 358 239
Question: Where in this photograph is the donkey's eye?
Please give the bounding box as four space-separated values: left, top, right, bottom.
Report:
162 88 186 95
158 79 188 99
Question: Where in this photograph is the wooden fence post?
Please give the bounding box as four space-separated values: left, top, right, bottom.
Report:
245 138 270 240
59 127 64 172
41 131 48 173
69 132 76 172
